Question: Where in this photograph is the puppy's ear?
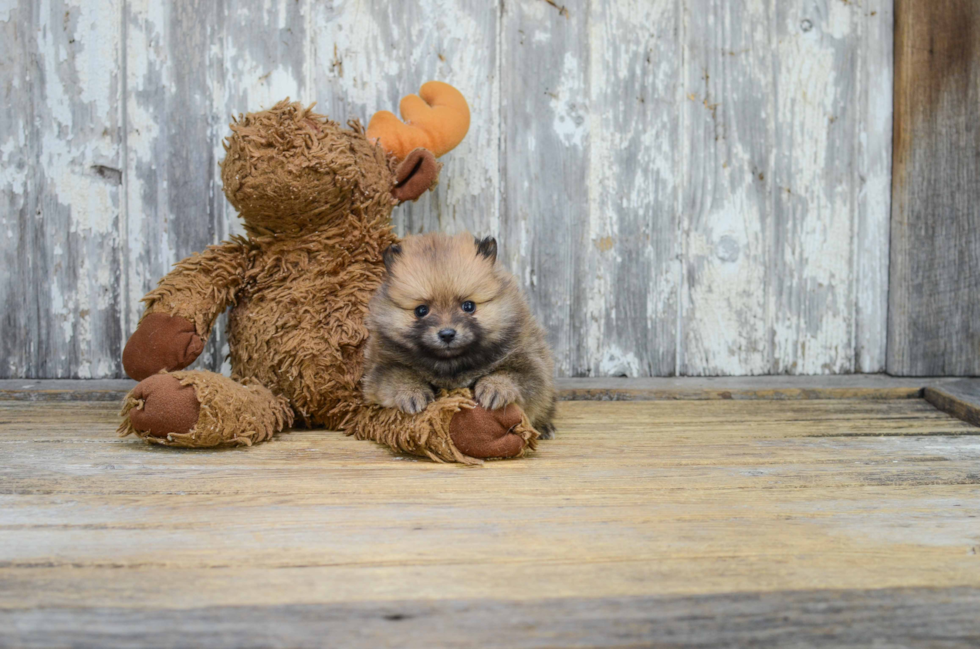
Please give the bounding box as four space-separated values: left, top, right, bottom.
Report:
383 243 402 273
475 236 497 264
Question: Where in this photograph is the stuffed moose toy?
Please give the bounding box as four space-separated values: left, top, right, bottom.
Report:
118 82 538 463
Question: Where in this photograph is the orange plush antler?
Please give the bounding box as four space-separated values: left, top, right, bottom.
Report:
367 81 470 160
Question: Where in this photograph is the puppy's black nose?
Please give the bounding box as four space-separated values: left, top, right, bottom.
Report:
438 328 457 343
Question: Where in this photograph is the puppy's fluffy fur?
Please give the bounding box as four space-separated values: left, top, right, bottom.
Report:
363 232 557 437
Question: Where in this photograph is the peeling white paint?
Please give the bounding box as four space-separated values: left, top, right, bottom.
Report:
73 1 119 117
125 0 168 333
599 345 643 378
224 42 301 111
770 0 854 374
853 0 893 373
18 0 125 377
0 136 29 195
551 52 588 149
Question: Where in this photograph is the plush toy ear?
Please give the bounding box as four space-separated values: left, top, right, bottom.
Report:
391 149 440 203
383 243 402 273
475 236 497 264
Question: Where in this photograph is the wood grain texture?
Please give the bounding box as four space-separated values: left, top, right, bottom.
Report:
1 0 125 379
582 0 681 377
2 0 896 378
499 0 587 377
3 589 979 648
0 1 38 378
854 0 895 373
449 0 890 377
680 0 774 377
888 0 980 376
1 398 979 645
770 0 893 375
680 0 893 376
925 379 980 428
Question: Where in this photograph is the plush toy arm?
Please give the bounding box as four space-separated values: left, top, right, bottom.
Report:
342 390 538 464
140 238 251 334
122 239 252 381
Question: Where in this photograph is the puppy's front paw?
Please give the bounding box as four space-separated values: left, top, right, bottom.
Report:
537 422 556 440
475 375 521 411
393 387 434 414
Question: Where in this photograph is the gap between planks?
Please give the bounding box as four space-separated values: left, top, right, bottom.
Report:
0 375 967 402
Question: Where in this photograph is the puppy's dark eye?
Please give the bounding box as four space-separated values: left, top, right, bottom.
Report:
461 301 476 313
414 305 430 318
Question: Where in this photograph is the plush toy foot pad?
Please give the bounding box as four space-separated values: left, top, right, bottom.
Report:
122 313 204 381
449 404 527 459
128 374 201 439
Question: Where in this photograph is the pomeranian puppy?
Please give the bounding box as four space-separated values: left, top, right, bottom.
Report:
363 232 557 437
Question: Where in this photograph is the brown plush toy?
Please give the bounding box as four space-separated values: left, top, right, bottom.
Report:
118 82 538 463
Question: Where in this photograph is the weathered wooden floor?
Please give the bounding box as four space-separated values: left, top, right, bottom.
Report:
2 395 980 647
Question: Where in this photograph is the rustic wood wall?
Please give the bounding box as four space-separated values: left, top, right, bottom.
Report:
0 0 894 379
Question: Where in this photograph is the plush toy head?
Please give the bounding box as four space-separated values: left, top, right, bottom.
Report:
220 82 470 236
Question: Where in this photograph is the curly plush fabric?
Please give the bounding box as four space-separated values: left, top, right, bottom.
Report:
119 371 293 448
222 104 394 237
140 239 252 338
344 389 538 465
118 95 539 463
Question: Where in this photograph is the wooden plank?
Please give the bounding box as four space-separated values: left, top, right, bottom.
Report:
680 0 893 376
3 588 979 649
0 0 125 379
4 416 980 506
770 0 892 374
854 0 895 373
0 1 39 379
679 0 775 375
499 0 586 376
42 0 125 379
924 379 980 428
124 1 223 371
578 1 680 377
212 0 309 113
888 0 980 375
310 0 500 240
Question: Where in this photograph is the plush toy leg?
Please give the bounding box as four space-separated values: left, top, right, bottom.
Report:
342 390 539 465
119 371 293 448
